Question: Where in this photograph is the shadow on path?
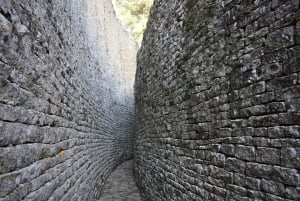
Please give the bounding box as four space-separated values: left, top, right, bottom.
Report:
98 160 142 201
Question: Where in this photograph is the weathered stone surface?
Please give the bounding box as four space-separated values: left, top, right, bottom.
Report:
0 0 137 200
134 0 300 200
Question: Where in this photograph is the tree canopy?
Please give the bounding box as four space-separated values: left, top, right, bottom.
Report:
112 0 153 44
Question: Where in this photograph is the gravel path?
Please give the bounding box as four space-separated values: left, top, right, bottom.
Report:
98 160 142 201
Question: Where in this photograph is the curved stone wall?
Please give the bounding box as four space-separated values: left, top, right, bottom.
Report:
0 0 137 200
135 0 300 200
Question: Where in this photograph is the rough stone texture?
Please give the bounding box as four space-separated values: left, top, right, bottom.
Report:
0 0 137 200
135 0 300 200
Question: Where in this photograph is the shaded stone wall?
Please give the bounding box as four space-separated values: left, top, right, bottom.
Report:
135 0 300 200
0 0 137 200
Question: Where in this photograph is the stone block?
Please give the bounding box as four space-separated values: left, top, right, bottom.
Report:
281 147 300 169
261 179 285 195
235 145 256 161
225 157 246 173
272 166 300 186
266 26 295 49
220 144 235 156
256 147 280 165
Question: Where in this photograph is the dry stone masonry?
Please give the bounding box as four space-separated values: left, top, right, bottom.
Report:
135 0 300 200
0 0 137 200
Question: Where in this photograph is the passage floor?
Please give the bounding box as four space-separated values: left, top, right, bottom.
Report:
98 160 142 201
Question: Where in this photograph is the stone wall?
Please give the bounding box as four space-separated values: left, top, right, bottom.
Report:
135 0 300 200
0 0 136 200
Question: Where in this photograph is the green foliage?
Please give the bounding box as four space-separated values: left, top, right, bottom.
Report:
113 0 153 44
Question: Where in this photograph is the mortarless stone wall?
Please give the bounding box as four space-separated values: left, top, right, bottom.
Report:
135 0 300 200
0 0 137 200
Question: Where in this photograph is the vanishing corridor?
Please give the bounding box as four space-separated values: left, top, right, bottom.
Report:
0 0 300 201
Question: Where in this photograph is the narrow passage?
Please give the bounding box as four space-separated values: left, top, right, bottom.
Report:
98 160 142 201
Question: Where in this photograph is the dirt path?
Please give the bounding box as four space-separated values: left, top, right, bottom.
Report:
98 160 142 201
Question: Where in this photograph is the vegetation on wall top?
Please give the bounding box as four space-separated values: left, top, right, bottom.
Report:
112 0 153 45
